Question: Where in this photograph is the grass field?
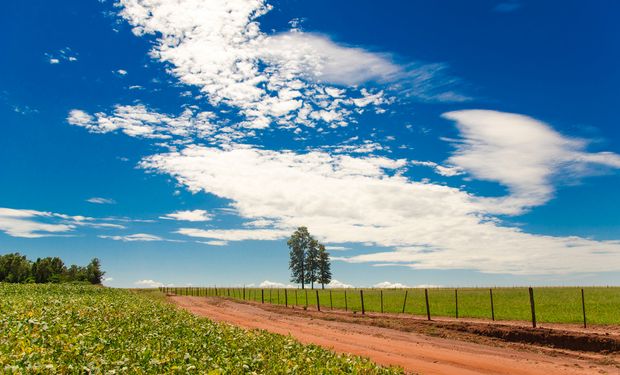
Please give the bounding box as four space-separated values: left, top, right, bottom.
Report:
0 284 403 374
169 286 620 325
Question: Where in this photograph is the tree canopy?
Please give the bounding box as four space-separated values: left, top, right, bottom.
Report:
0 253 105 284
287 227 331 289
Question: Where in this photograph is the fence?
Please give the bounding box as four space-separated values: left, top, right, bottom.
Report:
160 286 619 327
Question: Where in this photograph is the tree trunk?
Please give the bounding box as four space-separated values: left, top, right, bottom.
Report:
321 283 324 290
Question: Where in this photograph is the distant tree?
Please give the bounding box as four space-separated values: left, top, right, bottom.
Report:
64 264 87 282
317 244 331 289
305 238 320 289
288 227 311 289
86 258 105 285
0 253 32 283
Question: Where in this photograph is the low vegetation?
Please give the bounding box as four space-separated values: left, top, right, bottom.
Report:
0 283 403 374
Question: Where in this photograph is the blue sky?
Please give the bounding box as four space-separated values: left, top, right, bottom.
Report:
1 0 619 288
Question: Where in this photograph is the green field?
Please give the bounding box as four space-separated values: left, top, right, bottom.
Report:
169 286 620 325
0 284 402 374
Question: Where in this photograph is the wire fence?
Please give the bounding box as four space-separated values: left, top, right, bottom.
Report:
160 286 620 326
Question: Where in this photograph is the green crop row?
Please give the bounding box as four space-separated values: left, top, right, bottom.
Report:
168 286 620 325
0 284 403 374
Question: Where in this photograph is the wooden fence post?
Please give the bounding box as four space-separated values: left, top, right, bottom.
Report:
330 290 333 310
401 290 408 313
243 286 246 300
261 289 264 304
316 290 320 311
380 290 384 313
425 288 431 321
269 288 272 304
528 287 536 328
490 288 495 321
455 289 459 319
344 290 348 311
305 289 308 307
360 289 365 315
285 289 288 307
581 288 587 328
295 289 298 306
277 289 280 305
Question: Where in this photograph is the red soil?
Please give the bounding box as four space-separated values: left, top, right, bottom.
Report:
170 296 619 374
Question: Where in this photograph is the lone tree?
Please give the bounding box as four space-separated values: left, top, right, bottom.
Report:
317 244 331 289
305 238 320 289
288 227 311 289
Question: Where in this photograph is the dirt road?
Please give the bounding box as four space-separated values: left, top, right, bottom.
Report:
170 296 618 375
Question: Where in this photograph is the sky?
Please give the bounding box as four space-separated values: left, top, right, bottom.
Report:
1 0 620 288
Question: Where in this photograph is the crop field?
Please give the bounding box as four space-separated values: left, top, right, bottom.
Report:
167 286 620 325
0 284 403 374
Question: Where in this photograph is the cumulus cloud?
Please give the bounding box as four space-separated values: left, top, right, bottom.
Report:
161 209 213 222
141 143 620 275
328 279 354 288
87 197 116 204
259 280 295 288
443 110 620 215
113 0 461 134
135 279 164 288
373 281 408 288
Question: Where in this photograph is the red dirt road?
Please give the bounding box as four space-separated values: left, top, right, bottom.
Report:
170 296 619 375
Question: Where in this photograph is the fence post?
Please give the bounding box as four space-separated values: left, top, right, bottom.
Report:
360 289 365 315
401 290 408 313
425 288 431 321
295 289 298 306
581 288 587 329
528 287 536 328
243 287 246 300
316 290 321 312
269 289 272 304
381 290 384 313
277 289 280 305
344 290 348 311
455 289 459 319
285 289 288 307
305 289 308 307
490 288 495 321
330 290 333 310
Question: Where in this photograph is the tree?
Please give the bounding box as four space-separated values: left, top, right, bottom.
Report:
32 257 65 283
86 258 105 284
317 244 331 289
305 238 320 289
0 253 32 283
288 227 311 289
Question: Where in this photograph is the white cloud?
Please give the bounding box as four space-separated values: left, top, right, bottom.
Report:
0 207 76 238
177 227 288 242
325 246 349 251
87 197 116 204
328 279 353 288
45 48 78 64
198 240 228 246
259 280 294 288
68 105 220 141
140 143 620 275
116 69 128 75
161 209 213 222
135 279 164 288
113 0 461 135
373 281 408 289
443 110 620 215
0 207 119 238
98 233 165 242
49 58 60 64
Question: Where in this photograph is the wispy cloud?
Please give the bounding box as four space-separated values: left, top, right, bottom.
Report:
99 233 172 242
86 197 116 204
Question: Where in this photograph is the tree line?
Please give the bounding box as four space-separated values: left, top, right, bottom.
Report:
0 252 105 284
288 227 331 289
